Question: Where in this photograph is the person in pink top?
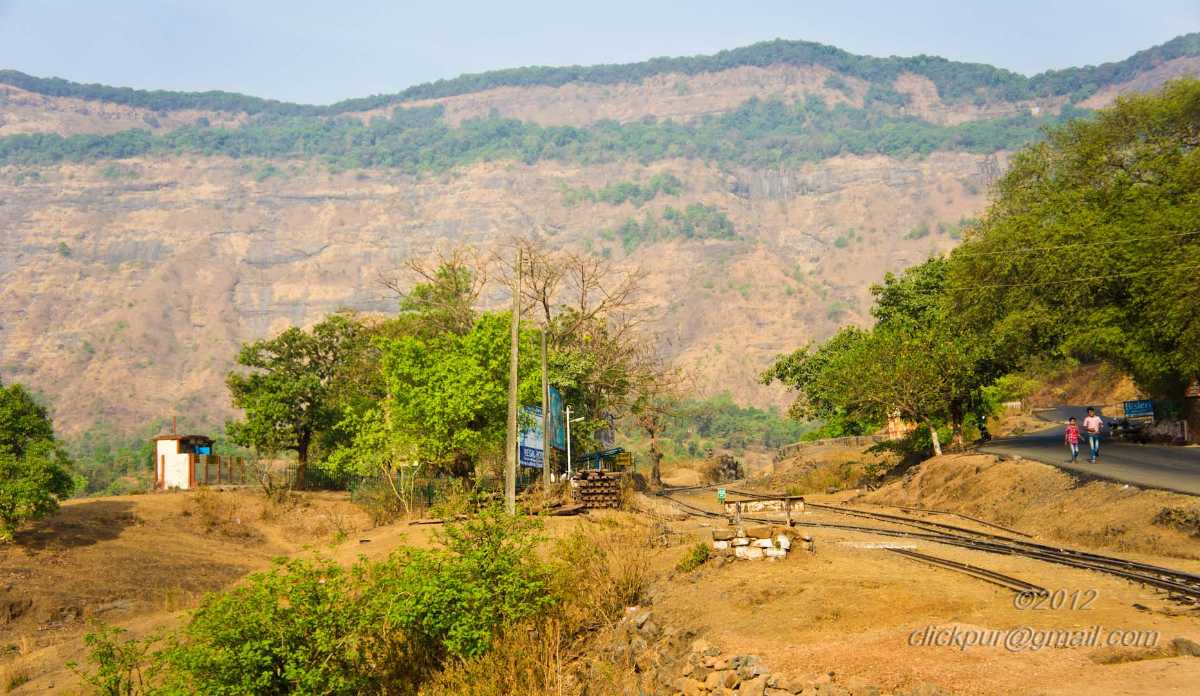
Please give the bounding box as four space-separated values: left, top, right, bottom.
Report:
1064 417 1081 462
1082 407 1105 463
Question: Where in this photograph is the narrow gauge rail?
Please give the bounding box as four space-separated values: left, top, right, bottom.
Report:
886 548 1048 595
657 489 1200 602
720 487 1200 590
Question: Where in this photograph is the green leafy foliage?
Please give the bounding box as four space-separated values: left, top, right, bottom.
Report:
649 392 806 457
0 380 75 541
226 313 372 486
562 172 683 207
368 508 554 660
675 542 711 572
7 33 1195 115
375 312 543 477
75 507 564 694
612 203 736 252
948 78 1200 399
0 96 1090 171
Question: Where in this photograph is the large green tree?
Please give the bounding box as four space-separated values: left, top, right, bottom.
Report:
375 311 543 478
948 79 1200 399
226 314 371 487
0 380 74 541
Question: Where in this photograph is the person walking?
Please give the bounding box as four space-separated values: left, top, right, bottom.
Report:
1064 416 1081 462
1083 407 1104 463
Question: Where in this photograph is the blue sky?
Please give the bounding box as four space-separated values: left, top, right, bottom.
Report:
1 0 1197 104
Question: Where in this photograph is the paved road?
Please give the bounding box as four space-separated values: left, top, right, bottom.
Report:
980 406 1200 496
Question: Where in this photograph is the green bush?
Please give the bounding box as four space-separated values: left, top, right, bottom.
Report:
75 506 561 693
676 542 711 572
368 507 554 660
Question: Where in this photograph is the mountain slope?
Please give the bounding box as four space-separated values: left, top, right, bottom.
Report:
1 35 1198 437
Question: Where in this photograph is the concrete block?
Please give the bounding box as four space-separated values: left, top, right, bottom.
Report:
752 538 775 549
712 528 735 541
743 546 765 560
777 534 792 550
713 540 730 550
764 548 787 558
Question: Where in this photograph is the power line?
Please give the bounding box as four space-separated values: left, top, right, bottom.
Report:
949 229 1200 258
952 261 1200 290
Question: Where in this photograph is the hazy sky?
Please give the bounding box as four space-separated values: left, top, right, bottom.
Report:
1 1 1197 104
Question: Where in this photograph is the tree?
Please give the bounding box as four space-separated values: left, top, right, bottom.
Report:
948 79 1200 401
226 314 370 488
377 312 543 478
0 381 55 457
0 380 74 541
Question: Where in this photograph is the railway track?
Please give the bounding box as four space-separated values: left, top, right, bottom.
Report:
657 487 1200 603
886 548 1048 595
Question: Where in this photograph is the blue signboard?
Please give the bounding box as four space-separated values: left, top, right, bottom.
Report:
548 386 565 450
1123 400 1155 420
519 405 544 468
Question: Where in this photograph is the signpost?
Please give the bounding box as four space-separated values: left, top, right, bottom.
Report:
519 405 545 468
717 488 727 504
1123 399 1155 423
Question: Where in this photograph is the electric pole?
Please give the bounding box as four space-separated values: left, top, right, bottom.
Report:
505 247 522 514
540 327 550 488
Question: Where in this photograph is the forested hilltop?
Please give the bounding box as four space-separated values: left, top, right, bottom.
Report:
3 32 1200 462
4 32 1200 113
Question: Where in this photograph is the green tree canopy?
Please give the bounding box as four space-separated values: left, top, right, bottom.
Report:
226 314 371 486
0 380 74 541
948 78 1200 398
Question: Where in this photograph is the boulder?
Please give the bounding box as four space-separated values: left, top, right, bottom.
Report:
732 537 751 547
706 670 739 690
740 675 769 695
746 525 773 539
712 529 736 541
1172 637 1200 657
743 547 765 560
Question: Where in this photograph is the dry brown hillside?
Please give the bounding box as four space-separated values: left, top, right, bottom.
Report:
0 152 990 433
4 40 1200 436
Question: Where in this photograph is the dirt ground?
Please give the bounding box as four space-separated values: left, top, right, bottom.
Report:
4 453 1200 695
0 488 433 692
647 453 1200 695
0 489 647 694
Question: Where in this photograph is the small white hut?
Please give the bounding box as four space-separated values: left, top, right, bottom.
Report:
152 434 214 490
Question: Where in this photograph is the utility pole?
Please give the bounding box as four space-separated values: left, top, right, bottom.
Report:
540 327 550 488
505 247 522 514
565 405 573 479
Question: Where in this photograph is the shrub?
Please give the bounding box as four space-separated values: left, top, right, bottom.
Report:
68 623 159 696
161 556 411 695
369 507 555 660
676 542 711 572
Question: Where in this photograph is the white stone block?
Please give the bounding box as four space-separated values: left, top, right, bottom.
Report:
731 537 750 547
734 545 752 559
743 546 765 560
764 548 787 558
752 538 774 549
777 534 792 550
713 540 730 550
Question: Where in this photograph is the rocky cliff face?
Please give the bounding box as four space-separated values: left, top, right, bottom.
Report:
2 49 1197 435
0 152 987 433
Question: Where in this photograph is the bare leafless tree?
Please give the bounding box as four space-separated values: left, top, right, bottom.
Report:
378 248 488 335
